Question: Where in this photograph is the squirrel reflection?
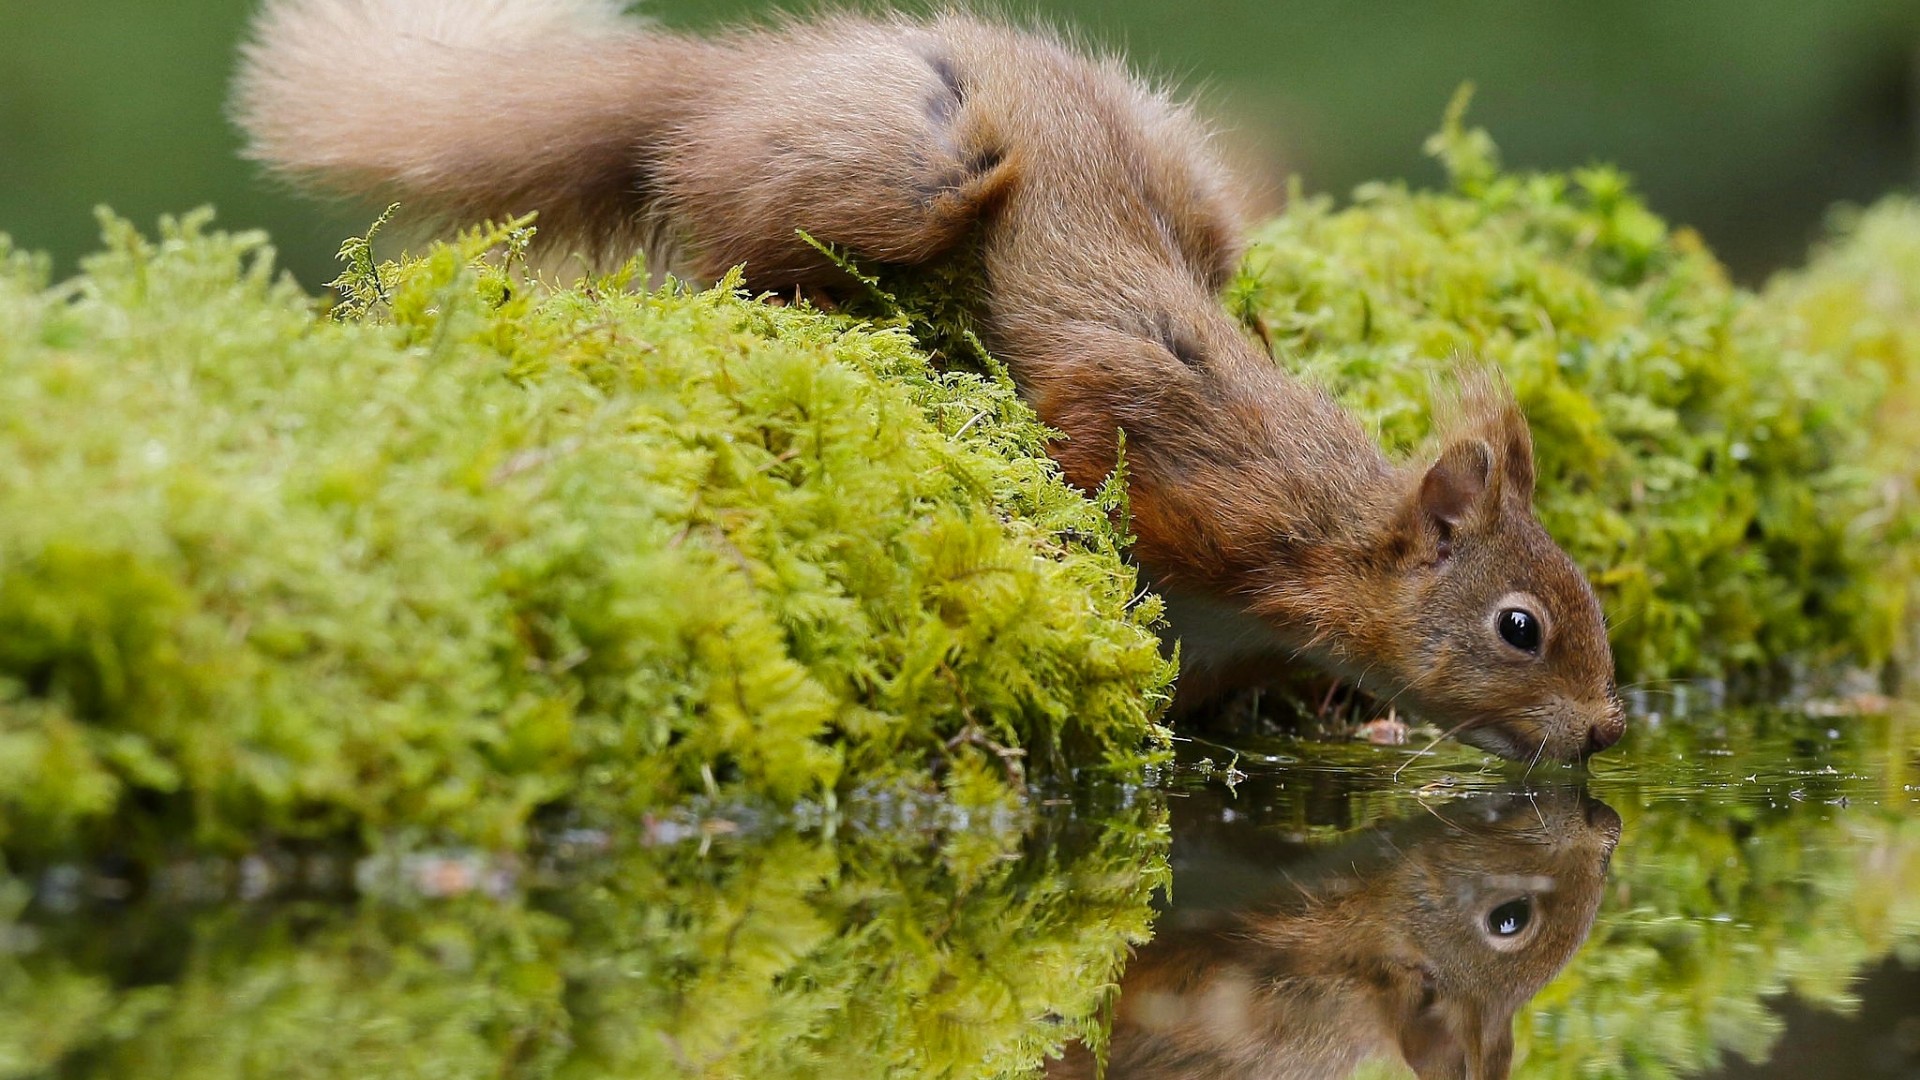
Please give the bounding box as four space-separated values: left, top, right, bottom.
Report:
1051 786 1620 1080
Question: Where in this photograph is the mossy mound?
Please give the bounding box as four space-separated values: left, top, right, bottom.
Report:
0 212 1173 860
1230 95 1917 685
1767 197 1920 492
9 108 1920 859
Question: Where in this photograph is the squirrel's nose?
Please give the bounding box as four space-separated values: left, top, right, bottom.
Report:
1584 718 1624 755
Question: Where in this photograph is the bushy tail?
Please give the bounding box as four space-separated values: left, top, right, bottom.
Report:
233 0 700 253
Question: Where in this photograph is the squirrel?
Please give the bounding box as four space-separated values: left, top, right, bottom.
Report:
232 0 1626 761
1045 786 1623 1079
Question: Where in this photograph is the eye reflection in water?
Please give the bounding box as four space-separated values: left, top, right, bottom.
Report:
1050 784 1621 1080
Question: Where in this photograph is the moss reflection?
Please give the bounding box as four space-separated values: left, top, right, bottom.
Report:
1519 708 1920 1077
1129 706 1920 1079
0 784 1167 1079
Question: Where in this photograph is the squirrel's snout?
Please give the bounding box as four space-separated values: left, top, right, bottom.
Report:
1582 714 1625 756
1582 726 1613 757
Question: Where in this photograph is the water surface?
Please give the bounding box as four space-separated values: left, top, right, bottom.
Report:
4 705 1915 1078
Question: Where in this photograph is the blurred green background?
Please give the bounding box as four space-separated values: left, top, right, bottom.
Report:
4 0 1917 288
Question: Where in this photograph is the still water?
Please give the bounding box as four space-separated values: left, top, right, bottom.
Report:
4 705 1916 1078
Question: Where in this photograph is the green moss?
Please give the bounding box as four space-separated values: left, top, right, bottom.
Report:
1229 91 1916 685
0 210 1173 859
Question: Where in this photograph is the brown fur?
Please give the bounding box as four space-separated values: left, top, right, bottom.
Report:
232 0 1625 760
1047 789 1623 1079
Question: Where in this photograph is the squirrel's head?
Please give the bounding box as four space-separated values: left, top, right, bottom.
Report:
1373 380 1624 763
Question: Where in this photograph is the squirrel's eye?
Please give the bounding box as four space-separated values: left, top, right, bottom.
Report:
1487 898 1532 938
1497 608 1541 653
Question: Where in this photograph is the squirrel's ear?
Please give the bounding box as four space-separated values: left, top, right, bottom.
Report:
1397 1002 1467 1080
1474 1021 1516 1080
1398 995 1513 1080
1439 363 1535 508
1498 404 1536 505
1420 438 1494 531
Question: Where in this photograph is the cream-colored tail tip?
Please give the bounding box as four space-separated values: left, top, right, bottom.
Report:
243 0 637 50
232 0 647 179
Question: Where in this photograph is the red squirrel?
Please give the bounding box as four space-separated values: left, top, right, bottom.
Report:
232 1 1626 761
